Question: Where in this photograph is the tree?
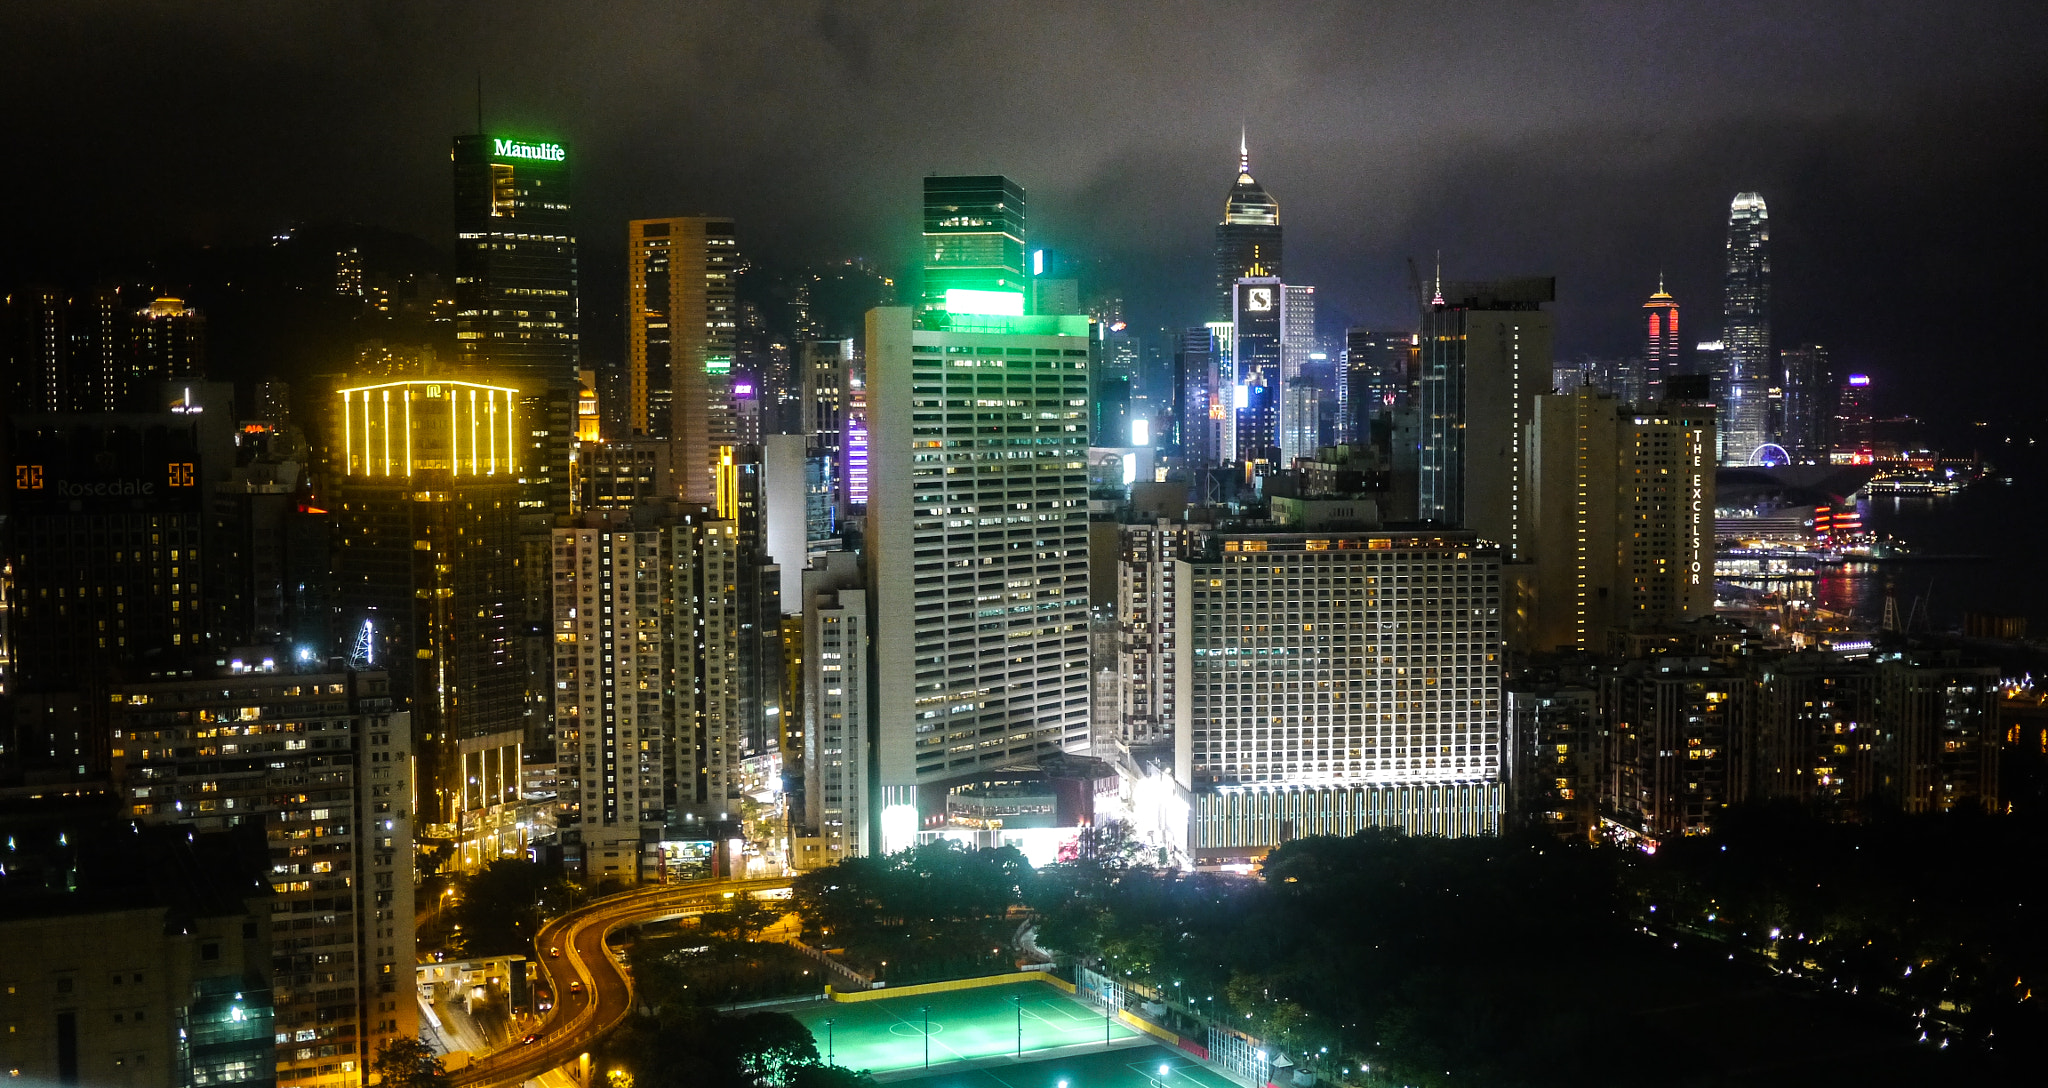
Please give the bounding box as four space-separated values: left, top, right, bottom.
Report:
731 1011 823 1087
450 858 578 956
371 1037 448 1088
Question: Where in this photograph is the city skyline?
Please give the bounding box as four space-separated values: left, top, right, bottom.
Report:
3 4 2045 424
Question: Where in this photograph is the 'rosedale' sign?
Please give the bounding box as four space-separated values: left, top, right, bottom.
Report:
493 137 565 163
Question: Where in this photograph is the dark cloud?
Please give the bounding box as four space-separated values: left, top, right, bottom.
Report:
4 1 2045 422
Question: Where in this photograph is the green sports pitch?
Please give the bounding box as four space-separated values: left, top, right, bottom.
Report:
790 981 1146 1074
887 1043 1243 1088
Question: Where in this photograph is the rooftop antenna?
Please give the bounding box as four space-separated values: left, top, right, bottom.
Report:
1431 251 1445 306
1239 125 1249 175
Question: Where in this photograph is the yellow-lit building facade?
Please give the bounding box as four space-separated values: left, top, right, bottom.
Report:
332 379 532 872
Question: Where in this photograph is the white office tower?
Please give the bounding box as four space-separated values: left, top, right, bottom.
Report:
1174 530 1504 866
552 505 743 881
865 306 1093 853
802 551 870 863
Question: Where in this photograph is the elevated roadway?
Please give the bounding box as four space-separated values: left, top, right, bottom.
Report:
450 875 793 1088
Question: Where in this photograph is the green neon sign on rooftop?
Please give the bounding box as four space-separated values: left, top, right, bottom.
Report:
493 137 566 163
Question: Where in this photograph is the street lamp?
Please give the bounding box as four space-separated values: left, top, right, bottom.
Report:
823 1018 835 1065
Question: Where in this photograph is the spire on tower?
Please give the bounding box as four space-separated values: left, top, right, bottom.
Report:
1431 251 1444 306
1238 126 1250 176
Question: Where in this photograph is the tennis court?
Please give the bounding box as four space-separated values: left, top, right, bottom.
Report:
884 1043 1244 1088
790 981 1145 1073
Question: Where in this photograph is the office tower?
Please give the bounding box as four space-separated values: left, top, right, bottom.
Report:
1721 192 1772 463
921 175 1028 318
1213 134 1282 320
1113 520 1206 753
763 434 809 608
1341 328 1407 444
1 412 229 785
863 304 1091 854
1640 277 1679 403
1778 343 1831 462
1527 385 1716 651
801 551 868 864
578 437 678 509
1605 655 1750 839
111 665 417 1088
452 133 578 518
627 217 739 503
1230 276 1284 465
1875 652 1999 814
1417 277 1556 563
452 133 578 386
1833 372 1872 461
1504 684 1599 840
1174 530 1504 864
551 504 747 879
331 379 527 871
1032 277 1079 318
1280 376 1321 466
1094 321 1138 447
0 817 275 1088
1175 326 1220 466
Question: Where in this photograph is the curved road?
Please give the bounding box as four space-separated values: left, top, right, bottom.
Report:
451 876 793 1088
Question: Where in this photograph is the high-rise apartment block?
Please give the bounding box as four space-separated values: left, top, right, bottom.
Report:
800 552 869 864
863 305 1092 853
1875 653 1999 814
1528 386 1716 651
627 217 739 503
1720 192 1772 463
550 504 747 881
1174 531 1504 864
331 380 527 870
1418 278 1556 564
1604 656 1749 838
1113 521 1207 753
111 665 417 1088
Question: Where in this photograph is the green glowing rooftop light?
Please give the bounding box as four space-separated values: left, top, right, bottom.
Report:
944 288 1026 317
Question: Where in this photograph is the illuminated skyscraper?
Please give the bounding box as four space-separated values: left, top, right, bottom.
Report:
1213 134 1282 320
1417 277 1555 564
627 217 740 503
453 132 579 514
1640 277 1679 402
1778 343 1832 463
864 302 1092 854
331 379 528 870
1230 276 1283 465
921 175 1028 319
1721 192 1772 463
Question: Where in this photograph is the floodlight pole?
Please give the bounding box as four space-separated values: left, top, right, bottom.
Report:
1014 993 1023 1057
823 1018 835 1065
923 1005 932 1069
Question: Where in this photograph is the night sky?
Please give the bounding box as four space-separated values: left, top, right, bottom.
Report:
5 1 2045 430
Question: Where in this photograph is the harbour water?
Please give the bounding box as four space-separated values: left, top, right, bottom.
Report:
1809 446 2048 636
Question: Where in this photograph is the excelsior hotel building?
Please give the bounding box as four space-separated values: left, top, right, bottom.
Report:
1174 530 1503 866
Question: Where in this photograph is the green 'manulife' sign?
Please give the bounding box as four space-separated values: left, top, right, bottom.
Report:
493 137 565 163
